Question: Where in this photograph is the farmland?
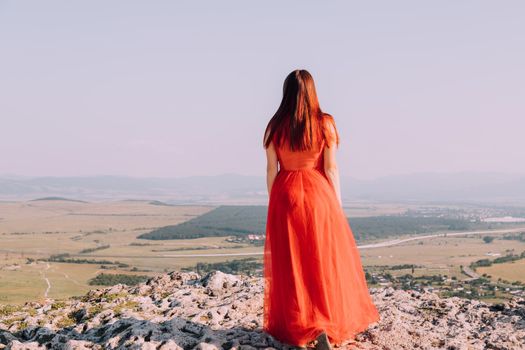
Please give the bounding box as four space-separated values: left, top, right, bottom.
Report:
1 199 524 304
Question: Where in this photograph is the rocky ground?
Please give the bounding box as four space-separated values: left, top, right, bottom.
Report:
0 270 524 350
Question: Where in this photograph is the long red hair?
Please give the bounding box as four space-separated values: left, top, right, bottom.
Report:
263 69 339 151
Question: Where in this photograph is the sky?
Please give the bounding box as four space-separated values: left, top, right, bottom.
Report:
1 1 524 180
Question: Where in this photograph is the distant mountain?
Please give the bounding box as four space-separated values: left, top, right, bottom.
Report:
0 174 264 204
30 196 88 203
344 171 525 203
0 171 524 204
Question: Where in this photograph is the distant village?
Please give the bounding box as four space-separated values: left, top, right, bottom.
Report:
368 271 525 302
367 250 525 302
226 234 265 244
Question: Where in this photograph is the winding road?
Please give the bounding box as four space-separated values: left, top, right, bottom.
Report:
4 226 524 260
357 226 525 249
38 262 51 298
161 226 525 257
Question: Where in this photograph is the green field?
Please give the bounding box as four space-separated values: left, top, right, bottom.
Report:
138 204 498 241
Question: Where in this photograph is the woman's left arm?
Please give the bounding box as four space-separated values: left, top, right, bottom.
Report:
265 141 279 196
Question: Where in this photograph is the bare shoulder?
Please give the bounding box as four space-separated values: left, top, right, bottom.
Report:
321 112 336 123
321 113 339 148
263 127 273 148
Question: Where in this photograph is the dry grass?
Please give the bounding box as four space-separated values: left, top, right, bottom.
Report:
477 259 525 283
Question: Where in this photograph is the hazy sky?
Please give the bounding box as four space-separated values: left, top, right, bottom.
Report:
1 1 523 180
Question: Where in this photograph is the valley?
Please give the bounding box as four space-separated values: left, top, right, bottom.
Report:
1 199 524 305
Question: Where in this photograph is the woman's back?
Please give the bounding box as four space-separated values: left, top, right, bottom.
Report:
273 135 325 171
271 114 336 173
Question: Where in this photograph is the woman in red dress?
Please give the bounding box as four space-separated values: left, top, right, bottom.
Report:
262 69 380 349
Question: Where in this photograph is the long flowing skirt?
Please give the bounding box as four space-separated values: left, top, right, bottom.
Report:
263 168 380 347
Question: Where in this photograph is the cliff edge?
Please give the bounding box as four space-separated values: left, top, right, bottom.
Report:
0 270 524 350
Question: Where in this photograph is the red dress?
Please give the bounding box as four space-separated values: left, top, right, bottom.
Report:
263 128 380 347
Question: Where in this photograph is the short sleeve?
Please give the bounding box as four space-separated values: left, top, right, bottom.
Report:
322 114 339 148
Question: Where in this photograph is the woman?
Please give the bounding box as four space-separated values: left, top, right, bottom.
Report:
262 69 380 349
